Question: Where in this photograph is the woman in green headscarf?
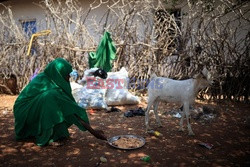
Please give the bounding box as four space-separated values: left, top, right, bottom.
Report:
13 58 106 146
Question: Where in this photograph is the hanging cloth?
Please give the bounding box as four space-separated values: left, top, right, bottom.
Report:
89 31 116 72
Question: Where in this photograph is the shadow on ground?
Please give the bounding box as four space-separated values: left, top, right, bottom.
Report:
0 95 250 167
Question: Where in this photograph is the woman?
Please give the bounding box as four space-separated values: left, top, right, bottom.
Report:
13 58 107 146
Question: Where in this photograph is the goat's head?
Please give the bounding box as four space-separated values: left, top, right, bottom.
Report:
92 68 108 79
194 67 215 89
202 67 218 85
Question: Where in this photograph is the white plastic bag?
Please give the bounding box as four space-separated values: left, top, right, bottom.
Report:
105 67 140 106
73 86 107 109
71 68 107 109
72 67 140 108
106 89 140 105
70 82 83 91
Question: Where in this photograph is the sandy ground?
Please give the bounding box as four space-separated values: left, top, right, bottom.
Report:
0 94 250 167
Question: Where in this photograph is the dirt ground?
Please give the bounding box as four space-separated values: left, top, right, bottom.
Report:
0 94 250 167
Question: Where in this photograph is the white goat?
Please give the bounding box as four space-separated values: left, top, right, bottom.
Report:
145 68 213 135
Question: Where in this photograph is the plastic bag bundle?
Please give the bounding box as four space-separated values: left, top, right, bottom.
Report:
105 67 140 106
71 68 107 109
71 67 140 109
76 87 107 109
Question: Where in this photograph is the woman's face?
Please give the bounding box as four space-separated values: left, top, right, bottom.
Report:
65 74 70 82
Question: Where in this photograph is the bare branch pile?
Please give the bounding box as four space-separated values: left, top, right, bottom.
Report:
0 0 249 102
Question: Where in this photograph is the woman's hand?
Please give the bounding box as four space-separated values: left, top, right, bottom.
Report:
74 114 107 141
93 130 107 140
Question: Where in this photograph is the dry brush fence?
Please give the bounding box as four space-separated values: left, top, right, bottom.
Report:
0 0 249 102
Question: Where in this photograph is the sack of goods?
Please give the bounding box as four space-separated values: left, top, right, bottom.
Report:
71 67 140 109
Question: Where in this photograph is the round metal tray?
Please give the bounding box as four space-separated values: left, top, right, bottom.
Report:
107 135 145 150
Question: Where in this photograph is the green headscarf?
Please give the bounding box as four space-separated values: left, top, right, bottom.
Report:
14 58 89 146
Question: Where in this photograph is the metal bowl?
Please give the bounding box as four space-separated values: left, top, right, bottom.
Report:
107 135 145 150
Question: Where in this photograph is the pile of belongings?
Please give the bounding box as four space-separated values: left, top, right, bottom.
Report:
70 67 140 109
71 68 107 109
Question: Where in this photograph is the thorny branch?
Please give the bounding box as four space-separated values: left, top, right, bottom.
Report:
0 0 249 102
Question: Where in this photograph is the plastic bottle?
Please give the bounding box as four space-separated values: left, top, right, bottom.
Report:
147 130 163 137
141 155 151 162
153 131 163 137
70 69 78 81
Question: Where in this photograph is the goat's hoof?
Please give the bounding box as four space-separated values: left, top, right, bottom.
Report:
188 132 195 136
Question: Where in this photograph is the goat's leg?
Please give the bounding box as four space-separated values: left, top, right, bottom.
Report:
153 100 162 127
184 102 195 136
178 109 185 132
145 100 154 132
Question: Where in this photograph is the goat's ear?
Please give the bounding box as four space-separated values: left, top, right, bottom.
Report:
202 67 208 76
193 73 203 79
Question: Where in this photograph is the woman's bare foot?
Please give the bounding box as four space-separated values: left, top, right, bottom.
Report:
49 141 64 147
48 137 70 147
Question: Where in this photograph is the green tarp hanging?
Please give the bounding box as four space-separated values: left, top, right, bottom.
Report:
89 31 116 72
